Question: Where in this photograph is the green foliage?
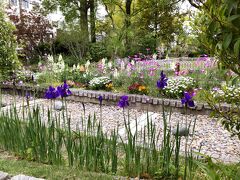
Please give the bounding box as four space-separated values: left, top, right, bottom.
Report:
0 155 113 180
0 7 19 80
193 0 240 75
89 42 108 62
36 71 60 85
203 87 240 139
189 68 227 90
0 95 239 178
55 26 89 61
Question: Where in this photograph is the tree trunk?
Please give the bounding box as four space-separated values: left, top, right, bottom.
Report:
89 0 96 43
18 0 23 19
125 0 132 54
80 0 89 42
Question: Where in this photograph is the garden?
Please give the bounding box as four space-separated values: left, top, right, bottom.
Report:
0 0 240 179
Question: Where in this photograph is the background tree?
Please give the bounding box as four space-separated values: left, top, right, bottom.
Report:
188 0 240 138
42 0 93 42
136 0 181 49
188 0 240 75
100 0 183 56
8 7 53 64
42 0 187 59
0 6 20 81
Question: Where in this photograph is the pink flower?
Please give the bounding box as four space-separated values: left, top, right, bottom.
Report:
149 69 155 76
200 69 205 73
139 72 144 79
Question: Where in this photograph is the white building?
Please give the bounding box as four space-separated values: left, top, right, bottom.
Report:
4 0 41 13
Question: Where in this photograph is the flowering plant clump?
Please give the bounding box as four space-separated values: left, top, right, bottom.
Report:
118 95 129 108
105 82 113 91
57 80 72 98
157 71 168 89
45 81 72 99
181 92 195 107
211 85 240 105
128 83 148 95
89 76 112 90
163 76 196 98
45 86 60 99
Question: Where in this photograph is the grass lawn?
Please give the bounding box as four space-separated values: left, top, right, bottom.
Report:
0 150 113 180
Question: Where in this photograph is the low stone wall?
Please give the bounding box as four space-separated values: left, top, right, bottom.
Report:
0 84 229 115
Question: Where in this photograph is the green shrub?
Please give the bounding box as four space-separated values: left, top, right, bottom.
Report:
189 68 228 90
89 42 108 62
0 7 20 80
204 86 240 139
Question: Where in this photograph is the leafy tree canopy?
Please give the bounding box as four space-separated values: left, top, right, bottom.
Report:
0 6 20 81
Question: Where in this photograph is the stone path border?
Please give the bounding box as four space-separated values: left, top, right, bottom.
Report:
0 84 231 115
0 171 44 180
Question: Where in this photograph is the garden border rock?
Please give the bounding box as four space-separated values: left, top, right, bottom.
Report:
0 84 230 115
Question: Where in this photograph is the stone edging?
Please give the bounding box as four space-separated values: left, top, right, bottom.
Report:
0 84 231 115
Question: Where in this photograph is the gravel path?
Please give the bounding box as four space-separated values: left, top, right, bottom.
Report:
1 94 239 164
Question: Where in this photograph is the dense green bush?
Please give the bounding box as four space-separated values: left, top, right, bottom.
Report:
189 68 228 90
204 83 240 139
89 42 108 62
0 7 20 81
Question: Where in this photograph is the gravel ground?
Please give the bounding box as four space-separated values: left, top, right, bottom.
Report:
1 94 240 164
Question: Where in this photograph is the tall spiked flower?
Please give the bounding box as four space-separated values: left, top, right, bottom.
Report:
98 95 103 106
57 80 72 98
118 95 129 108
181 92 195 107
45 86 60 99
157 71 168 89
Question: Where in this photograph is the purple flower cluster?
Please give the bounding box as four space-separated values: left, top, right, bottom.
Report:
181 92 195 107
98 95 103 105
118 95 129 108
157 71 168 89
45 81 72 99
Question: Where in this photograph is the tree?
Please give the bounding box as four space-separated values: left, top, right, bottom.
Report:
89 0 96 43
0 7 20 81
8 7 53 63
188 0 240 139
136 0 182 48
42 0 96 43
188 0 240 75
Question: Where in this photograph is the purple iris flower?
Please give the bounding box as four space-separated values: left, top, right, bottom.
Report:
57 81 72 98
26 92 30 101
157 71 168 89
45 86 60 99
118 95 129 108
98 95 103 105
181 92 195 107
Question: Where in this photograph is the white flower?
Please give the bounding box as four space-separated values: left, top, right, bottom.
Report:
73 64 76 71
113 68 119 77
153 53 157 60
120 61 125 70
89 76 111 88
102 58 107 65
85 60 91 68
108 61 113 69
131 60 135 66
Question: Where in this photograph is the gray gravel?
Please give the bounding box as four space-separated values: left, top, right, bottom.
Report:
1 94 239 164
